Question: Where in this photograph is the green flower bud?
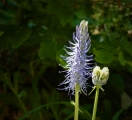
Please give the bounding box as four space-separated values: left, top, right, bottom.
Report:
80 20 88 35
99 67 109 85
92 66 101 85
92 66 109 86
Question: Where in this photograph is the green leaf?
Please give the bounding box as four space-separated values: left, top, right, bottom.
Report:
0 72 13 89
103 100 112 115
47 1 72 26
83 1 94 16
121 0 132 3
74 10 87 19
64 112 74 120
13 72 21 92
126 61 132 73
112 106 129 120
18 90 27 98
123 40 132 56
118 51 126 66
19 101 91 120
0 25 19 49
93 49 115 63
9 27 32 48
18 102 70 120
109 74 124 93
61 107 73 115
56 48 66 66
0 31 4 36
39 40 56 60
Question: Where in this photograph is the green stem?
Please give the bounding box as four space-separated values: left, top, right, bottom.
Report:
11 87 27 113
17 95 27 113
39 112 43 120
30 62 43 120
92 85 100 120
74 83 80 120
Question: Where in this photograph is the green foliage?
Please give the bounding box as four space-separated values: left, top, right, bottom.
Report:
10 27 32 48
93 49 115 64
0 0 132 120
39 40 56 60
112 106 130 120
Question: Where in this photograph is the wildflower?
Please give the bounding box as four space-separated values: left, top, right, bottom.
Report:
59 20 94 95
92 66 109 86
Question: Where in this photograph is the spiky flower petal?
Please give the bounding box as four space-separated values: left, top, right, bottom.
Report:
59 20 94 95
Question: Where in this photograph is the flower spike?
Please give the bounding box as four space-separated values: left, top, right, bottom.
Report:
59 20 94 95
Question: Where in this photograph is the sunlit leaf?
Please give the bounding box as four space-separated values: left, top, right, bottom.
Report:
93 49 115 63
118 51 126 66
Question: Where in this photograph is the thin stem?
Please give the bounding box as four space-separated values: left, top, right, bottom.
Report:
74 83 80 120
92 85 100 120
30 62 43 120
17 95 27 113
12 87 27 113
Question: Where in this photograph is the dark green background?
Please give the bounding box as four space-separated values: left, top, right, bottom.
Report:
0 0 132 120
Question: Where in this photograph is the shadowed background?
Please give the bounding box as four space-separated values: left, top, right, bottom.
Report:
0 0 132 120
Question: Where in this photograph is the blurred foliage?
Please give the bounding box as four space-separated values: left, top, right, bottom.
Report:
0 0 132 120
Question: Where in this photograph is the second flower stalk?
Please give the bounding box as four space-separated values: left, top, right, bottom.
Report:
59 20 109 120
91 66 109 120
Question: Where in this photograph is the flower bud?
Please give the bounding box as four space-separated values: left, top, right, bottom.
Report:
92 66 109 86
80 20 88 35
92 66 101 85
100 67 109 85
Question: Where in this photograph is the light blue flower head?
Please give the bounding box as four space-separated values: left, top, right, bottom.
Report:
59 20 94 95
